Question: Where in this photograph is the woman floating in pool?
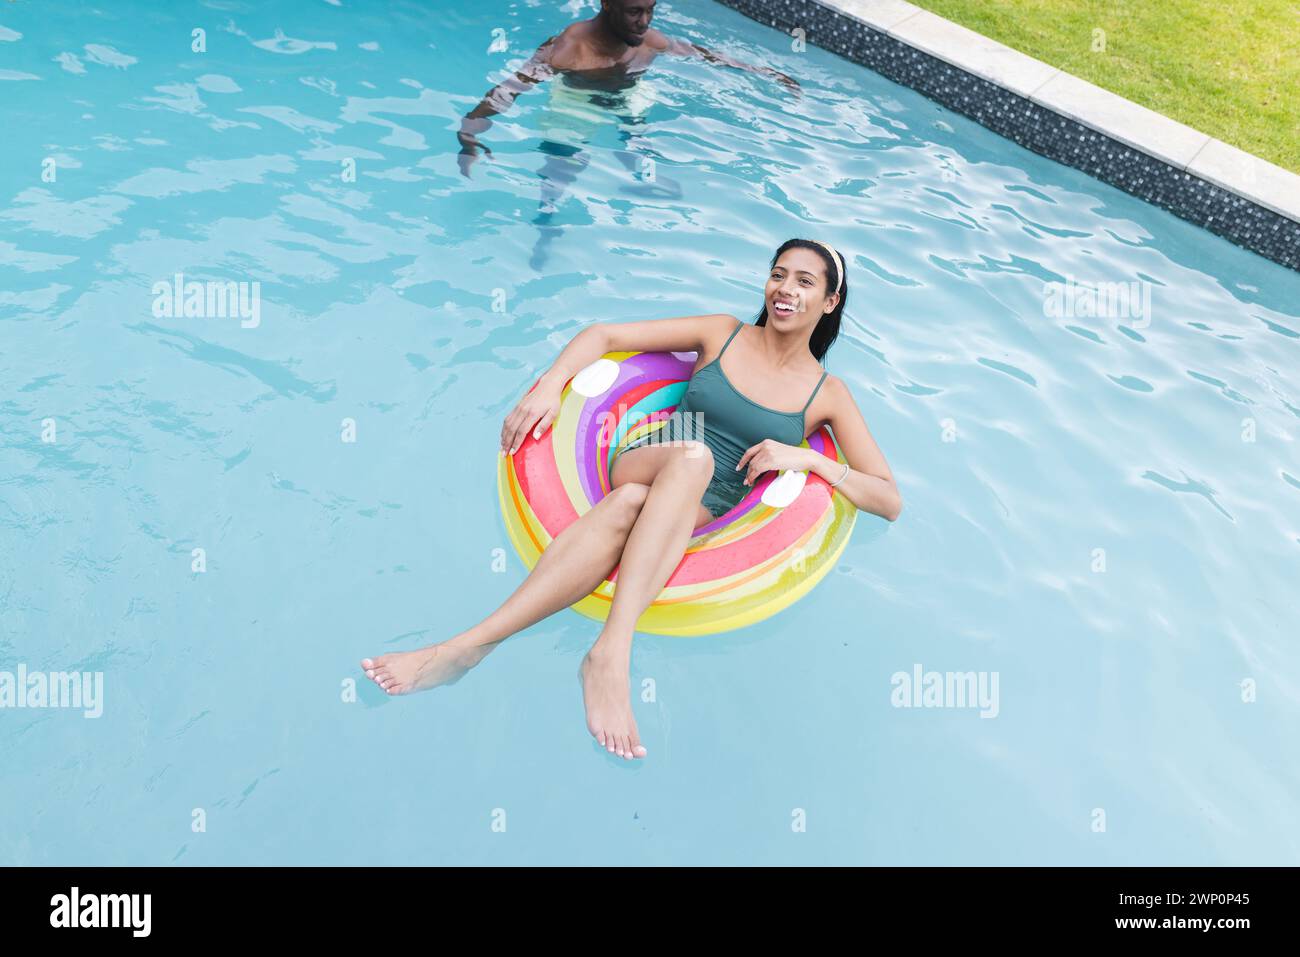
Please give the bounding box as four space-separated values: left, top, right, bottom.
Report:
361 239 902 760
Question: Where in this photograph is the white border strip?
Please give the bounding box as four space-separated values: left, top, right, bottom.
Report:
827 0 1300 223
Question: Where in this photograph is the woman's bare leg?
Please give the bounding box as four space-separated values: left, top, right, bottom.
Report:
581 442 716 760
361 481 651 695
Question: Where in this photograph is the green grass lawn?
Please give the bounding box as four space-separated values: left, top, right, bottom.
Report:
906 0 1299 173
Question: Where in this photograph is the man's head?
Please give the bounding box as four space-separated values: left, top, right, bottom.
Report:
599 0 656 47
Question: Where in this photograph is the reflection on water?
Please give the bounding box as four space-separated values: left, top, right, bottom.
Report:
1 0 1298 866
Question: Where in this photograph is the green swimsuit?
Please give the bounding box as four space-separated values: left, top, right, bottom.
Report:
611 320 829 518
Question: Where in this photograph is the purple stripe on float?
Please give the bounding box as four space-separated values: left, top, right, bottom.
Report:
574 352 695 505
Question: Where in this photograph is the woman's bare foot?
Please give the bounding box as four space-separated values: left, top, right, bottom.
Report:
579 643 647 760
360 639 490 696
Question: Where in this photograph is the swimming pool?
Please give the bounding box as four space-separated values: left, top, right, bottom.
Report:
2 0 1297 865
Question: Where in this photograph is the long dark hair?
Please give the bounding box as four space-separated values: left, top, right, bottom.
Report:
753 238 847 363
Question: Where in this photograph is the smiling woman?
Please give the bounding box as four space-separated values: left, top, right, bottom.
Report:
494 344 858 636
4 0 1297 870
362 238 901 762
508 240 901 525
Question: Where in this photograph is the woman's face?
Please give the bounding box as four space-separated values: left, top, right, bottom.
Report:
765 247 838 327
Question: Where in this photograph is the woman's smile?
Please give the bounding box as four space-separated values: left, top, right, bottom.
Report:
771 295 800 317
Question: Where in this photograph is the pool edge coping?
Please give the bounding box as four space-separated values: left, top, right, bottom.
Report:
839 0 1300 222
711 0 1300 271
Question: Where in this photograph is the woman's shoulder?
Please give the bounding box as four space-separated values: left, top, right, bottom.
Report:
707 313 744 342
807 372 851 426
819 372 852 401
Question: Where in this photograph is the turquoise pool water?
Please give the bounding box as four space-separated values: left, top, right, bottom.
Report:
2 0 1298 866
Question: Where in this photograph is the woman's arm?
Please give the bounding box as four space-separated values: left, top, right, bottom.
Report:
536 313 735 392
808 377 902 521
502 313 735 455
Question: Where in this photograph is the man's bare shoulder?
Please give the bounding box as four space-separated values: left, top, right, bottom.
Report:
643 28 680 54
545 20 594 69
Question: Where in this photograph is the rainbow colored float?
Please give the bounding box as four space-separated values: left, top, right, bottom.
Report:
497 350 856 636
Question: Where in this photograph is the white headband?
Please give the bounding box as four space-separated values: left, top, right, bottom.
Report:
811 240 845 294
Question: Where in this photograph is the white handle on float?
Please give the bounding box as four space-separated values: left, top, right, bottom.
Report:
571 358 620 397
761 469 807 509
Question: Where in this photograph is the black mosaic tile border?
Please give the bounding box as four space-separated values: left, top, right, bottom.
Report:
714 0 1300 272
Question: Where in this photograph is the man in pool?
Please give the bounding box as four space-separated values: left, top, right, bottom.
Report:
457 0 799 174
456 0 799 265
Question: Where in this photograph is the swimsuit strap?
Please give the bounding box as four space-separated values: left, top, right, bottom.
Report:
801 369 829 416
717 319 745 358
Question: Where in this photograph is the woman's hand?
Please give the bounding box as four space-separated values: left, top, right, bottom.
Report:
500 380 563 456
735 440 814 486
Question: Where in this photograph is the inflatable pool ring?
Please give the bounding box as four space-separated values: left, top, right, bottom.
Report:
497 350 857 636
